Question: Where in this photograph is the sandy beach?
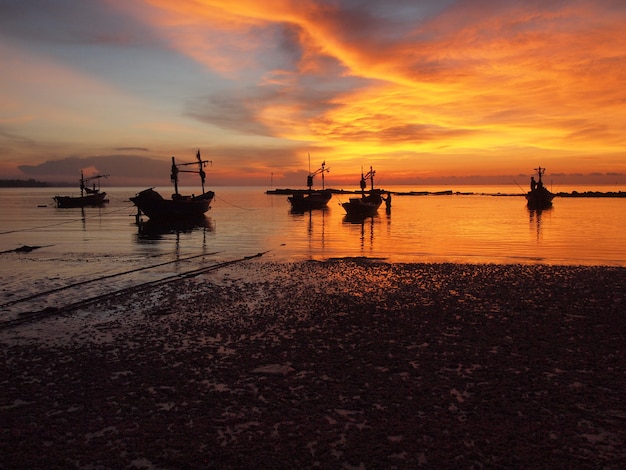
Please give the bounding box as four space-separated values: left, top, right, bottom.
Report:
1 259 625 469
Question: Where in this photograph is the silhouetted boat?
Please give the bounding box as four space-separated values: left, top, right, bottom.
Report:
288 160 332 211
53 171 109 208
526 166 554 210
131 150 214 221
341 166 384 219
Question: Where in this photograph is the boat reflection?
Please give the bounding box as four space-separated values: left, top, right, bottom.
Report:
529 208 550 241
136 216 214 241
290 206 330 216
343 214 377 252
289 207 328 250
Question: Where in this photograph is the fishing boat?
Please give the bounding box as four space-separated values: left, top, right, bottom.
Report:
288 160 332 211
53 171 109 208
131 150 214 221
341 166 385 219
526 166 554 210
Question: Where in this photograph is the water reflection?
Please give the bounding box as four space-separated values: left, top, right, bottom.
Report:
51 205 107 231
529 208 551 241
343 214 377 252
289 208 328 251
1 186 625 268
289 206 329 216
135 217 214 242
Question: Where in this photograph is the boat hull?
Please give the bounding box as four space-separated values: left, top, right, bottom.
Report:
288 190 332 211
342 192 383 219
131 188 214 220
526 188 554 210
53 192 108 208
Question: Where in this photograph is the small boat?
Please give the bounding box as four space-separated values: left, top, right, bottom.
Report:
288 160 332 211
526 166 554 210
341 166 385 219
131 150 214 221
53 171 109 208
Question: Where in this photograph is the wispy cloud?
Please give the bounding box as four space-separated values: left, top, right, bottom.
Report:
1 0 625 183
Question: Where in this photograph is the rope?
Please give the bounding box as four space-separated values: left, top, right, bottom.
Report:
214 194 255 211
0 204 137 236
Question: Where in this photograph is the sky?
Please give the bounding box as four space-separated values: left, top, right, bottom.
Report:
1 0 626 188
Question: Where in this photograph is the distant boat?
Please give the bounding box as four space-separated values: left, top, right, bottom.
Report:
288 160 332 211
131 150 214 221
526 166 554 210
341 166 385 219
53 171 109 208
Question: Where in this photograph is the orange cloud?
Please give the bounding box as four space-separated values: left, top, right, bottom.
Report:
136 1 626 172
5 1 625 183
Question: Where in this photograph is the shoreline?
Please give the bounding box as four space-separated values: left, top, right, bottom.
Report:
266 188 626 197
1 260 625 468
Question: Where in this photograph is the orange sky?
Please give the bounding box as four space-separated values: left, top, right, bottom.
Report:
1 0 625 187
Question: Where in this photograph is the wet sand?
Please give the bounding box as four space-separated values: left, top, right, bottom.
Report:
1 259 625 469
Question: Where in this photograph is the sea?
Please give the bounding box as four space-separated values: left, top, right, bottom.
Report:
1 185 625 320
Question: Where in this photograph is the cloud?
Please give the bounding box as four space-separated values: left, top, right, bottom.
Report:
13 145 311 186
2 0 626 183
0 0 159 47
18 155 170 185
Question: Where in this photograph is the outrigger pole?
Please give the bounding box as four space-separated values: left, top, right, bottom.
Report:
360 166 375 193
79 171 109 196
170 149 212 195
306 155 330 190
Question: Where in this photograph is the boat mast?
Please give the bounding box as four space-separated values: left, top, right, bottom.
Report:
307 159 330 190
172 150 212 194
535 166 545 184
363 166 376 191
171 157 180 195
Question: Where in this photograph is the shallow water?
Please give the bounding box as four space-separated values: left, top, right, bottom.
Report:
1 186 625 319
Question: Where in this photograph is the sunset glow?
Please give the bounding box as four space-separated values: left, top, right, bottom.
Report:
1 0 625 186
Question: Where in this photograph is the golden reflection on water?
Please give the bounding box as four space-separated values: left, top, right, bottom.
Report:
0 187 625 320
259 191 625 266
0 187 625 269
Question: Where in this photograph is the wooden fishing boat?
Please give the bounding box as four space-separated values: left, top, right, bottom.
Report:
53 171 109 208
526 166 554 210
341 166 385 219
288 160 331 211
131 150 214 221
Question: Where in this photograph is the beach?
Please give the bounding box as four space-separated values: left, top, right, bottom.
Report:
1 259 625 469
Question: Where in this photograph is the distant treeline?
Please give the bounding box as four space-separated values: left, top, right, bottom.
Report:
0 179 50 187
557 191 626 198
0 179 76 187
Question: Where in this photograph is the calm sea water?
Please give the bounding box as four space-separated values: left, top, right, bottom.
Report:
1 185 625 318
